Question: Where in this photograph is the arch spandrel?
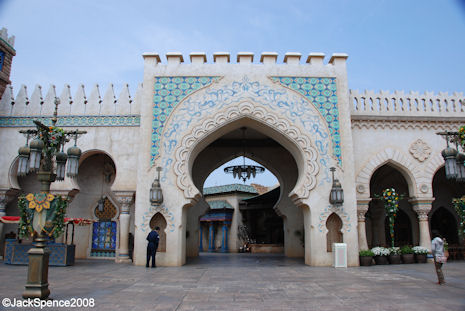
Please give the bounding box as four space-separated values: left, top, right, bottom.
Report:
157 76 336 206
355 148 425 199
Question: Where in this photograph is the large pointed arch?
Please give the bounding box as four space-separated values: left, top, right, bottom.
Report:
172 101 320 206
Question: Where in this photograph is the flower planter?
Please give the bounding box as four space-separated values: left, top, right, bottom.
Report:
388 254 401 264
415 254 427 263
374 255 389 265
401 254 415 264
359 256 373 266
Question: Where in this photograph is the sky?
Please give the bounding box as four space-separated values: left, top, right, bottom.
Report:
1 0 465 187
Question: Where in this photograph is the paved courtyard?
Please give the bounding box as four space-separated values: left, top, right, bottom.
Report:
0 253 464 311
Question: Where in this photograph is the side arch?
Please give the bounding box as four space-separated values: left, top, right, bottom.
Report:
150 212 167 252
355 148 423 198
173 101 320 206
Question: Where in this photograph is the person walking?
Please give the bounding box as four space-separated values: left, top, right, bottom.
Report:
431 230 446 285
146 226 160 268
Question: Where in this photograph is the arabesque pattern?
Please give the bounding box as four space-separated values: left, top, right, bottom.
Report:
151 76 221 163
271 77 341 165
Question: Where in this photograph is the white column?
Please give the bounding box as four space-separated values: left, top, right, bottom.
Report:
410 198 434 251
357 199 370 250
116 192 134 263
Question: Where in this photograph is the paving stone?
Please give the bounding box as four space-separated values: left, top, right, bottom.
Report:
0 253 464 310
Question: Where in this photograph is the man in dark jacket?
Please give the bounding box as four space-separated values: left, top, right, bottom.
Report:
146 226 160 267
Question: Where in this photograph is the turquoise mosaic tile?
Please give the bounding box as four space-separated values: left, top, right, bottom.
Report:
271 77 341 164
0 115 140 127
207 200 234 210
203 184 258 195
151 76 221 164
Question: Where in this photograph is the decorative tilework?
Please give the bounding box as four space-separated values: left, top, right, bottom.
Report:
207 200 234 210
0 115 140 127
318 205 351 233
271 77 341 164
203 184 258 196
151 76 221 164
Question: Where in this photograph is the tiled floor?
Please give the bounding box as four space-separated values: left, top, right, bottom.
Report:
0 253 464 310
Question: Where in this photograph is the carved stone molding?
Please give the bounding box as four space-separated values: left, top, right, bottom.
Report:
410 198 434 221
173 102 319 205
351 118 464 131
409 139 432 162
115 191 135 214
318 205 352 234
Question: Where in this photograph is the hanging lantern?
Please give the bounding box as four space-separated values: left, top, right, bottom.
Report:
150 167 163 205
456 152 465 183
98 197 105 212
329 167 344 206
66 146 82 178
55 151 68 181
28 138 44 172
17 145 30 176
442 146 458 180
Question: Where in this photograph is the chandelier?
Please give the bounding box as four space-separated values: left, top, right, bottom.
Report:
224 127 265 182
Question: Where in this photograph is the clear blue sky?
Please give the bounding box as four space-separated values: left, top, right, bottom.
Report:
1 0 465 187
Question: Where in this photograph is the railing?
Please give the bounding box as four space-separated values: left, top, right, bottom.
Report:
350 90 465 117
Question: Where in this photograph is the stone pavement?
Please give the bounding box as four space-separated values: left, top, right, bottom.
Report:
0 253 464 311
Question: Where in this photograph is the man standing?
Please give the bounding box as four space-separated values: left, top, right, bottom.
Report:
146 226 160 268
431 230 446 285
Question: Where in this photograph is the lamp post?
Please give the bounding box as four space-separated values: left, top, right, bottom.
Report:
437 131 465 182
18 99 86 299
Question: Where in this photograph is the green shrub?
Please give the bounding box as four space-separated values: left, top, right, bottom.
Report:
400 245 414 254
359 249 374 257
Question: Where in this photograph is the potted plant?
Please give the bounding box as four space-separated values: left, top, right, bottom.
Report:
359 249 374 266
412 246 428 263
388 247 401 264
401 245 415 264
371 246 389 265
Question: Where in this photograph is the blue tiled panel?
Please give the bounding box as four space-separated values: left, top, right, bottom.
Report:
3 242 75 266
151 76 221 163
271 77 341 164
0 115 140 127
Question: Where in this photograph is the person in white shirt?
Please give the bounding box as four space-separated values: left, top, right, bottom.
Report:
431 230 446 285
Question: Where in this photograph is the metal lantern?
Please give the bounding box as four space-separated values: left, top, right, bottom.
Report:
66 145 82 178
17 145 30 176
329 167 344 205
441 146 458 180
150 167 163 205
456 152 465 183
98 197 105 212
55 151 67 181
28 138 44 172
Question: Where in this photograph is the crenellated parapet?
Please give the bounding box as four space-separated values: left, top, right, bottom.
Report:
0 83 143 127
142 51 348 67
0 28 15 48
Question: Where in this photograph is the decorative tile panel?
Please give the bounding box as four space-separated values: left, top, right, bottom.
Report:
206 200 234 210
0 115 140 127
151 76 221 164
271 77 341 164
203 184 258 196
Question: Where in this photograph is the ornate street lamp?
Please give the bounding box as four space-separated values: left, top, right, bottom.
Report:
329 167 344 206
16 98 86 299
437 131 465 182
150 167 163 205
224 127 265 183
